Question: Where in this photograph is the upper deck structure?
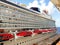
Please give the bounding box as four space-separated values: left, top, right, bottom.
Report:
0 0 56 32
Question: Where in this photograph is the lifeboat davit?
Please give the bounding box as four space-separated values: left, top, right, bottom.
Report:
16 31 32 37
0 33 14 41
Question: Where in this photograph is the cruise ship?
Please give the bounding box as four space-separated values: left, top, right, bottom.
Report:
0 0 57 45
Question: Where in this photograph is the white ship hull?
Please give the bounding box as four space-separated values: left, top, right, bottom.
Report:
0 0 57 45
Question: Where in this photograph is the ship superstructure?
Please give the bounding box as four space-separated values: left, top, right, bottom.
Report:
0 0 57 45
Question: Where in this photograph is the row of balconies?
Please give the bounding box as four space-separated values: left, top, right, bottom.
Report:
0 3 52 19
0 13 43 22
0 15 50 24
0 23 55 30
0 3 55 29
0 19 55 29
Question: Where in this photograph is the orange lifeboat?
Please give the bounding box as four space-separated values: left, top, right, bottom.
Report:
33 29 42 34
0 33 14 41
16 31 32 37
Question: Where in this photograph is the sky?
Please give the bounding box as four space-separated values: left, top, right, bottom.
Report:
7 0 60 27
